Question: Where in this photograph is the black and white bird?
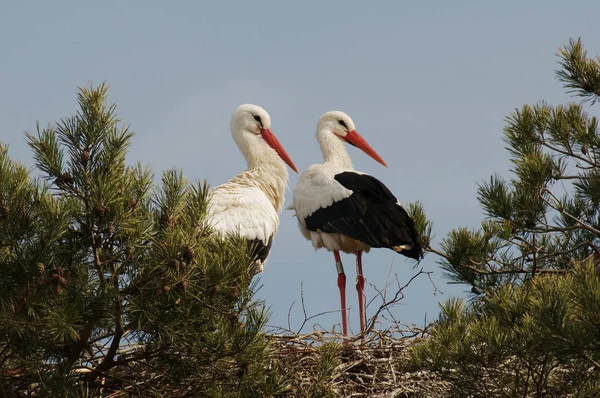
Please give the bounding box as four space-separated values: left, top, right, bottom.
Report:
207 104 298 276
291 111 423 336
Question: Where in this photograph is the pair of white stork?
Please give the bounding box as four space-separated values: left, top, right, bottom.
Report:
207 104 423 336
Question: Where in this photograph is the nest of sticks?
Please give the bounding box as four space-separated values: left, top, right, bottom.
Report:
267 327 451 398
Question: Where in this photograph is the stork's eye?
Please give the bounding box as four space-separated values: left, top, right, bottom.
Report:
338 120 348 128
253 115 262 124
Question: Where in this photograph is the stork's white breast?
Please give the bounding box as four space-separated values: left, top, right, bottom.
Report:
207 184 279 243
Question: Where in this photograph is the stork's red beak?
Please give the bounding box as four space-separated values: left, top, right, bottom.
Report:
261 128 299 173
343 130 388 167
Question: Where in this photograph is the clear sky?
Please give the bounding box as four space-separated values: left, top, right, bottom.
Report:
1 1 599 334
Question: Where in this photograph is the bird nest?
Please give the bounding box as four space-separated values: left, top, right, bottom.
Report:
266 327 451 398
55 327 449 397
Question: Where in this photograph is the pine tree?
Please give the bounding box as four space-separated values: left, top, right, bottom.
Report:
0 84 289 397
410 38 600 397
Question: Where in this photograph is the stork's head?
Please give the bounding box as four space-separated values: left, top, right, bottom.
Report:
317 111 387 167
230 104 298 173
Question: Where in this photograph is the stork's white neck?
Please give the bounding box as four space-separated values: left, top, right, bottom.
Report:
317 126 353 169
233 131 289 212
233 160 289 213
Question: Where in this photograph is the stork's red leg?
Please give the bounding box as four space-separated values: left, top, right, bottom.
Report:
356 251 366 334
334 251 348 336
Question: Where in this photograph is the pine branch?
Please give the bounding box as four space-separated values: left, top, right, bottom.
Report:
90 230 107 289
542 140 600 168
118 268 164 295
556 37 600 104
91 297 123 378
62 319 96 374
540 188 600 235
459 263 565 276
554 175 595 180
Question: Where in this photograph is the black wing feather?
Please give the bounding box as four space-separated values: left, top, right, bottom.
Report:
305 172 423 260
247 236 273 263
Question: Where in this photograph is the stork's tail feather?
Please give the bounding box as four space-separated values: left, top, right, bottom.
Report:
392 244 424 261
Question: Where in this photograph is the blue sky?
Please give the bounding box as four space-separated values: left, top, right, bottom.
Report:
1 1 599 334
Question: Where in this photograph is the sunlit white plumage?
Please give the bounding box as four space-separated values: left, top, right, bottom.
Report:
207 104 297 275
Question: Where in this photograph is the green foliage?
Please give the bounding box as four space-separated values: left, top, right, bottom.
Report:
411 261 600 397
406 200 433 249
0 84 288 397
430 39 600 296
557 37 600 104
415 38 600 397
308 343 341 397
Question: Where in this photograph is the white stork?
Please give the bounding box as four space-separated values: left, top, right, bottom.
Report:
207 104 298 276
291 111 423 336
